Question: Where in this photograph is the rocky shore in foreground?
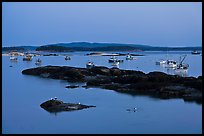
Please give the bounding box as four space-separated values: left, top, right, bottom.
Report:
22 66 202 104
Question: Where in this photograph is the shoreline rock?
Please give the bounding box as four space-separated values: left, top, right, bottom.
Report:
22 65 202 104
40 99 96 113
65 85 80 89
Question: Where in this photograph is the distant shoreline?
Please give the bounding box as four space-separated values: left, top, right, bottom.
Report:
2 42 202 52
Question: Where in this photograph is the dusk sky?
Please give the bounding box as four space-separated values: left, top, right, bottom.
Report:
2 2 202 47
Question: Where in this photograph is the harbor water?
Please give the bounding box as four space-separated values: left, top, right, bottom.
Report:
2 51 202 134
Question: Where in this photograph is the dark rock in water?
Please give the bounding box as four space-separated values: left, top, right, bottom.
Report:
89 66 111 76
40 99 96 113
65 85 79 88
22 65 202 104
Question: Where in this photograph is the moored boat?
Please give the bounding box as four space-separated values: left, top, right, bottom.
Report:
174 55 189 73
111 61 119 66
23 55 33 61
10 56 18 61
191 50 200 55
35 58 42 65
108 56 123 63
86 61 95 69
155 59 166 65
65 56 71 60
165 60 177 68
126 54 133 60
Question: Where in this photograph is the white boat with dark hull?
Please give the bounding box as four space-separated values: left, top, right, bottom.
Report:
108 56 123 63
174 55 189 74
165 60 177 68
155 59 166 65
126 54 133 60
10 56 18 61
111 61 119 67
191 50 201 55
65 56 71 60
86 61 95 69
35 58 42 65
23 55 33 61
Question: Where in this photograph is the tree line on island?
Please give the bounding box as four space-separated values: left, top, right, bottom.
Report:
2 42 202 52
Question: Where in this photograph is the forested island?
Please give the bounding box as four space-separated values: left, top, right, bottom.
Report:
2 42 202 52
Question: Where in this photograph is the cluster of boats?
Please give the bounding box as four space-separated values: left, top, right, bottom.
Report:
10 54 42 66
156 55 189 75
10 54 72 66
9 51 197 77
86 54 137 68
108 54 136 67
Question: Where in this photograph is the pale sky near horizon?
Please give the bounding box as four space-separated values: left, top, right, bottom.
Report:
2 2 202 47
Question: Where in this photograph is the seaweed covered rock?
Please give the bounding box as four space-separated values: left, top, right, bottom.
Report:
40 99 96 113
22 66 202 104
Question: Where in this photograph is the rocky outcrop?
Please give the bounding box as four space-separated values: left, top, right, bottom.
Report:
65 85 79 88
40 99 96 113
22 66 202 104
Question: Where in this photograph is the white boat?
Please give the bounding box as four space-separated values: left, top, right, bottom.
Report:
23 55 33 61
165 60 177 68
126 54 133 60
108 56 123 63
155 59 166 65
175 65 188 72
35 58 42 65
174 55 189 73
65 56 71 60
174 65 188 77
10 56 18 61
111 61 119 66
191 50 200 55
86 61 95 68
108 56 117 62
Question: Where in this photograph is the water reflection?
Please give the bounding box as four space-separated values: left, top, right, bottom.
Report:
2 51 202 134
112 87 201 105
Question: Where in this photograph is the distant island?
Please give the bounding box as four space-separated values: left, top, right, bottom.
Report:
2 42 202 52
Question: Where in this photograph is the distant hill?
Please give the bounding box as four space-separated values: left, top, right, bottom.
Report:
2 42 202 52
36 45 72 52
19 46 38 51
2 47 25 52
2 46 37 52
42 42 151 48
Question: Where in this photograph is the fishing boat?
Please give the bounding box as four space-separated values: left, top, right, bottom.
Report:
111 61 119 66
175 64 189 72
126 54 133 60
23 55 33 61
191 50 200 55
174 55 189 73
108 56 123 63
10 56 18 61
35 58 42 65
165 60 177 68
174 64 188 77
86 61 95 69
65 56 71 60
155 59 166 65
108 56 117 62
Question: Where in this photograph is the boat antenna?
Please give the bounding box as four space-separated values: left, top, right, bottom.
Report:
180 55 187 64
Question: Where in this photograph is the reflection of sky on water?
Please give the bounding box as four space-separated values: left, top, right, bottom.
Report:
2 51 202 134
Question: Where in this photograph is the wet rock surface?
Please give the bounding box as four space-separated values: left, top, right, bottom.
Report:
65 85 80 88
22 65 202 104
40 99 96 113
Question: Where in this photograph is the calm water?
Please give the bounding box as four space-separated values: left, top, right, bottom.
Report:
2 51 202 134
